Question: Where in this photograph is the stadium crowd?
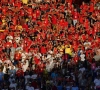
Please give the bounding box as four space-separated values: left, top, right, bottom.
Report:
0 0 100 90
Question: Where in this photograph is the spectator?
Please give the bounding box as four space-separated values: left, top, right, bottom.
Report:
0 0 99 89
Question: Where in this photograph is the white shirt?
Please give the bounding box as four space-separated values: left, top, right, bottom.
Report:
21 52 27 62
47 54 51 59
3 66 7 74
22 60 29 72
15 36 20 43
80 54 85 61
46 63 51 72
84 42 91 50
6 35 13 43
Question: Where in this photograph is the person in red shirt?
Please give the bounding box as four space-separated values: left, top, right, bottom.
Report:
20 8 25 17
2 6 8 15
27 7 33 17
72 9 79 26
16 68 24 81
73 53 79 64
89 2 94 13
36 8 41 18
40 44 47 55
52 14 57 23
14 50 22 65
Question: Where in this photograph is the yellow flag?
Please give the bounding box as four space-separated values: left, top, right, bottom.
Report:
22 0 28 4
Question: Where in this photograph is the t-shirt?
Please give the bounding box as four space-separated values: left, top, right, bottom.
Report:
22 0 28 4
80 54 85 61
84 42 91 50
51 15 57 25
16 69 24 77
65 47 72 55
14 52 21 60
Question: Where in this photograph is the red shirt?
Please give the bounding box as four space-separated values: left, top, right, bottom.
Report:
14 52 21 60
41 32 46 39
59 19 64 27
5 42 12 48
73 55 79 63
20 9 25 16
44 4 49 10
91 41 98 48
13 42 17 48
84 20 89 29
43 17 49 26
16 69 24 77
73 41 78 52
89 4 94 12
51 15 57 25
72 11 79 19
12 17 17 25
0 33 5 40
34 57 40 65
27 8 33 16
2 7 7 15
36 10 41 18
32 13 37 21
81 34 86 41
40 46 47 54
79 15 84 23
22 24 28 31
63 21 68 28
14 2 21 9
74 33 79 40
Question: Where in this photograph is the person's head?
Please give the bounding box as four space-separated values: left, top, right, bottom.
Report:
82 1 85 5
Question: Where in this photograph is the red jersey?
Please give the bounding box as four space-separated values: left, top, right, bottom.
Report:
16 69 24 77
14 52 21 60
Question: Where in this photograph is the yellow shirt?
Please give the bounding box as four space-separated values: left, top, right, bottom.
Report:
15 25 22 30
22 0 28 4
65 47 72 55
2 19 6 25
57 45 64 54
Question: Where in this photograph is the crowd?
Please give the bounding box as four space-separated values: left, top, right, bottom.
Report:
0 0 100 90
